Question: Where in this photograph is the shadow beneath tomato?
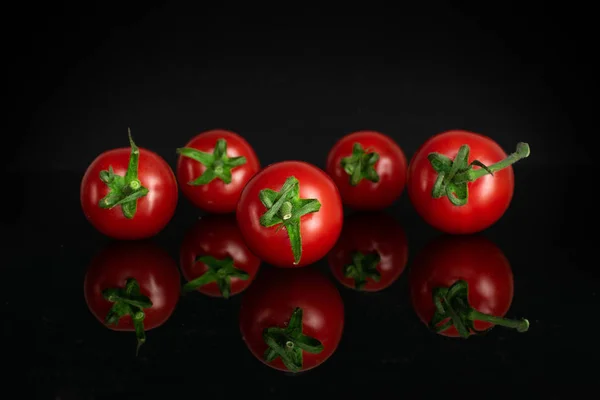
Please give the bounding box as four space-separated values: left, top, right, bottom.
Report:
179 214 262 299
83 240 181 355
239 265 344 374
408 234 530 339
327 211 408 292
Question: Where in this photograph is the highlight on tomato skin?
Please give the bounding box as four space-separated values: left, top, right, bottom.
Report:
327 211 408 292
409 234 530 338
83 240 181 355
239 266 344 373
406 129 531 235
179 214 262 299
326 130 408 211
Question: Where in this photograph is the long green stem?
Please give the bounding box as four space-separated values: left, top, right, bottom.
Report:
468 310 530 332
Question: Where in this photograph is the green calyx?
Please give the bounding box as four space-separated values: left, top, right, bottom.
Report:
182 255 249 299
258 177 321 265
262 307 324 372
429 280 530 338
340 142 380 186
343 251 381 290
102 277 153 355
98 128 149 219
176 138 247 185
428 142 530 206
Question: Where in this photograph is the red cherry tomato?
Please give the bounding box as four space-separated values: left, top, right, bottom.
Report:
176 129 260 213
239 266 344 372
81 129 178 240
179 214 262 298
326 130 407 210
236 161 343 268
409 234 529 338
406 130 530 234
328 212 408 291
84 240 181 353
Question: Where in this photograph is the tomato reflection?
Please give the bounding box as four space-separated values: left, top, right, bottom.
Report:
328 212 408 291
239 266 344 373
409 234 529 338
83 240 181 354
179 214 261 298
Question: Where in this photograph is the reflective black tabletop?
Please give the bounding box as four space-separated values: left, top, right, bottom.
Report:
5 3 595 398
5 165 594 397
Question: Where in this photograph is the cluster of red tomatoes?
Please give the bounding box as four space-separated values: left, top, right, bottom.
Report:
81 128 531 371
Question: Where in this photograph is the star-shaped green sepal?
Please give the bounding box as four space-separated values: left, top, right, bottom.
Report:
102 277 153 355
262 307 324 372
258 177 321 265
343 251 381 290
176 138 247 185
340 142 380 186
181 255 249 298
98 128 149 219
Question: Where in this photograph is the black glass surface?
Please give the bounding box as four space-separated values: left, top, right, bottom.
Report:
5 3 595 398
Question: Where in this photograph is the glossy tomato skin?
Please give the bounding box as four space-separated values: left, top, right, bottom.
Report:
239 266 344 372
84 241 181 331
81 147 178 240
328 212 408 291
236 161 343 268
176 129 260 213
409 235 514 337
407 130 514 234
326 131 407 210
179 214 261 297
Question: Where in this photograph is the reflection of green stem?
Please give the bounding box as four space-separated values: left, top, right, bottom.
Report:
429 280 530 338
102 277 153 354
262 308 324 372
343 251 381 290
181 255 249 298
468 310 530 332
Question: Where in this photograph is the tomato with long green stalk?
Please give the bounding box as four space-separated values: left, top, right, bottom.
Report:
326 130 407 210
239 266 344 372
84 241 181 354
179 214 261 298
176 129 260 213
409 234 529 338
328 211 408 291
236 161 343 268
406 130 530 234
81 128 178 239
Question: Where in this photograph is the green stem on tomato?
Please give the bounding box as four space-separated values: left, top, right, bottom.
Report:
428 280 530 338
98 128 150 219
176 138 247 185
258 177 321 265
427 142 530 206
340 142 380 186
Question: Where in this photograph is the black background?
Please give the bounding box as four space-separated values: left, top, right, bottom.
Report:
3 1 596 398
